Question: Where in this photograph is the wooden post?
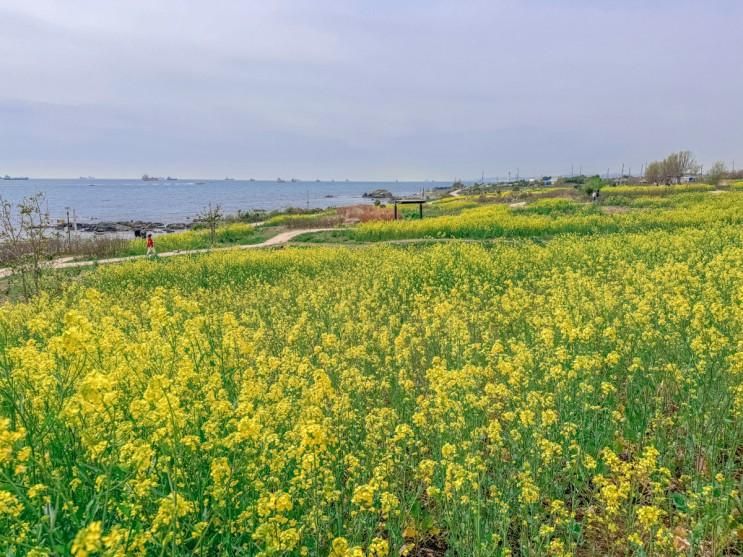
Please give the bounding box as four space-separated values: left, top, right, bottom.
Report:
419 202 423 219
394 202 398 220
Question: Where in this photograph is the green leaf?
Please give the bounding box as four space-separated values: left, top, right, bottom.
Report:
671 492 688 512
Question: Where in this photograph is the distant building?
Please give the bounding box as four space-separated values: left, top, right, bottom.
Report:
679 175 697 183
542 176 553 186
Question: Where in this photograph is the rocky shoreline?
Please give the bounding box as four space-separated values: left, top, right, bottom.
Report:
362 188 394 199
53 220 192 234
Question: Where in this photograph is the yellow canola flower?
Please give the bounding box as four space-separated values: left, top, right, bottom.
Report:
71 521 103 557
0 197 741 555
0 490 23 518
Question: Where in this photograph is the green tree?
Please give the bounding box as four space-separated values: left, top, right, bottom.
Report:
707 161 728 185
645 161 664 185
582 175 604 195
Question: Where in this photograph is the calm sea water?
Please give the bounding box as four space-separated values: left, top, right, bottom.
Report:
0 179 437 224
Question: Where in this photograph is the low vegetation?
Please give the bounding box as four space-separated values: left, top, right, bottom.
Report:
0 183 741 555
115 223 265 257
263 209 343 229
351 189 742 242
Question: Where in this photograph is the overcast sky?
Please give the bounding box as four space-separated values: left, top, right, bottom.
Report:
0 1 741 180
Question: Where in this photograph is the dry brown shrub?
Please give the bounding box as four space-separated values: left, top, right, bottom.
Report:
337 204 394 223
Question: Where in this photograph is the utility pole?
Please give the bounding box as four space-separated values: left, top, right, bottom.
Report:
571 164 574 176
65 207 71 246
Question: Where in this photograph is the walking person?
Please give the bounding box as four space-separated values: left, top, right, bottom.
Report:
146 233 155 257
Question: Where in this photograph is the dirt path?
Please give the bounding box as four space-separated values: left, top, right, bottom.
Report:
0 228 335 279
450 189 463 197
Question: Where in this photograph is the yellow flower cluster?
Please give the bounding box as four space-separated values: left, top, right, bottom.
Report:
353 188 743 241
0 206 742 554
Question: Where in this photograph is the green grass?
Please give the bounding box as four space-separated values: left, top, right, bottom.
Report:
600 192 713 209
292 229 357 243
513 198 597 216
263 209 342 228
604 183 713 196
91 223 270 258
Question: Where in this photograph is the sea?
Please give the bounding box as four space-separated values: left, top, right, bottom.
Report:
0 178 441 224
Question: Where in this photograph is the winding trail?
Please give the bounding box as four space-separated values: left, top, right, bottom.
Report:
0 228 335 279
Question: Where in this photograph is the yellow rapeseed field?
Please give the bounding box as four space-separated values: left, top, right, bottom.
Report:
352 190 743 241
0 194 742 555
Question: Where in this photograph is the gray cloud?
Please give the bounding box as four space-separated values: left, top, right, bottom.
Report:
1 0 741 179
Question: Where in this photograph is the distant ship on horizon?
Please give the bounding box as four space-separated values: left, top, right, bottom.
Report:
3 175 29 180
